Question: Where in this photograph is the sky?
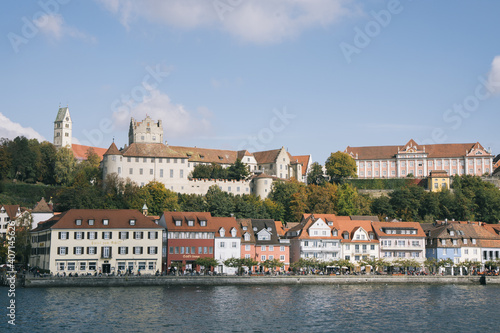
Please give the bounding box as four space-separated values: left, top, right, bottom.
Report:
1 0 500 164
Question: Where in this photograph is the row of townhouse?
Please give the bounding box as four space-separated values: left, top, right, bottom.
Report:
30 209 290 275
423 220 500 266
159 212 290 274
285 214 427 267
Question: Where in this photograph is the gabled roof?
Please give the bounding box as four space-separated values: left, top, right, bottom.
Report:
291 155 310 176
336 220 378 243
1 205 21 220
372 221 426 238
238 219 256 244
253 148 284 164
122 143 185 158
250 219 280 245
345 140 492 160
55 107 69 122
32 197 53 213
213 217 241 238
32 209 162 232
169 145 238 164
72 144 108 161
161 211 214 232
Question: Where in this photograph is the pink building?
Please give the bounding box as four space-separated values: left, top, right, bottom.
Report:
345 139 493 179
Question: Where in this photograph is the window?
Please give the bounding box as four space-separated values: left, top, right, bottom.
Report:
129 219 135 226
74 247 83 255
160 169 163 177
75 219 82 226
58 247 68 255
88 232 97 240
129 168 133 175
232 242 237 248
134 247 143 255
80 262 86 271
148 231 158 239
67 262 75 270
59 232 69 240
102 247 111 258
87 247 97 255
150 169 154 175
119 247 128 255
245 245 251 251
103 219 109 226
120 232 129 240
269 246 274 251
135 231 143 239
102 232 112 240
200 220 207 227
261 255 266 261
170 169 174 178
370 245 375 250
188 220 194 227
75 232 84 240
138 262 146 270
261 246 266 251
280 246 285 251
118 262 125 271
89 262 97 270
148 247 158 255
220 242 225 248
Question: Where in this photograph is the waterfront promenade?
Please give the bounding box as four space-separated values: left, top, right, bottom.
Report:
20 274 498 288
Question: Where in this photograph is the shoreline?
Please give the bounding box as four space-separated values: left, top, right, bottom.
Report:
19 275 498 288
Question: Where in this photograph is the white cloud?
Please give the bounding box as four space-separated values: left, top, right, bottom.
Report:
112 88 212 139
97 0 352 44
487 56 500 94
34 14 97 43
0 113 46 142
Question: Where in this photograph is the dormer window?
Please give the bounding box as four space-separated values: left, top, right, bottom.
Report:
188 220 194 227
369 233 374 240
0 207 4 213
472 239 476 244
343 232 349 240
200 220 207 227
242 226 247 231
328 222 333 226
231 228 237 237
220 228 225 237
267 227 272 232
75 219 82 226
175 220 182 226
88 219 94 226
332 230 338 236
244 233 250 241
103 219 109 225
450 230 455 236
129 219 135 226
464 239 468 244
253 227 258 231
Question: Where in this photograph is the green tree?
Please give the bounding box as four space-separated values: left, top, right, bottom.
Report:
289 186 308 222
54 147 76 185
38 141 57 184
336 183 359 216
228 158 250 180
0 139 12 181
195 257 219 274
141 181 180 216
307 182 337 214
424 258 438 274
307 162 326 185
262 199 284 221
206 185 235 217
191 163 213 179
178 193 208 212
269 179 303 221
9 136 38 182
262 258 284 274
224 257 246 275
325 151 357 184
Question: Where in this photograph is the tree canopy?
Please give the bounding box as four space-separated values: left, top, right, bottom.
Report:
325 151 357 184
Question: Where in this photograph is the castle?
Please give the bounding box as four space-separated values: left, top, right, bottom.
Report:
101 115 310 198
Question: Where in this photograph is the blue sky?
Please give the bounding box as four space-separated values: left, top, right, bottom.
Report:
1 0 500 164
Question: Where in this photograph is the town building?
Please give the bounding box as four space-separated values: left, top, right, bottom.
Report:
345 139 494 179
214 217 241 274
428 170 451 192
29 209 163 275
422 220 498 270
31 197 54 230
287 214 343 263
338 219 380 265
102 116 307 198
238 219 290 272
372 221 426 264
159 211 215 273
0 204 31 237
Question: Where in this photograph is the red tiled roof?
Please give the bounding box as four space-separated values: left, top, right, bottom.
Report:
345 140 492 160
253 148 283 164
72 144 108 161
32 198 53 213
162 211 214 232
1 205 20 220
32 209 162 231
372 221 426 238
213 217 241 237
104 142 121 156
292 155 310 176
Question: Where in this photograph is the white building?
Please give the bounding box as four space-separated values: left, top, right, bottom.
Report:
31 197 54 230
54 107 72 148
372 221 426 265
213 217 241 275
102 116 306 198
30 209 163 275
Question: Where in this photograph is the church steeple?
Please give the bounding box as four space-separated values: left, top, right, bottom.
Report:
54 107 72 148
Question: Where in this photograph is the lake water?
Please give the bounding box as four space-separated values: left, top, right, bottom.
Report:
1 284 499 332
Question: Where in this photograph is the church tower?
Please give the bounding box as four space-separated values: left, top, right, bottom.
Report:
54 107 72 148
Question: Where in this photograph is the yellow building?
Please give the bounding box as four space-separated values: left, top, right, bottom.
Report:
428 170 450 192
30 209 163 275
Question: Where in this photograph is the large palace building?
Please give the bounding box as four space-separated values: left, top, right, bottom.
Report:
345 139 494 179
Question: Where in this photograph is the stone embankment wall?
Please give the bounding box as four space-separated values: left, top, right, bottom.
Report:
22 275 498 288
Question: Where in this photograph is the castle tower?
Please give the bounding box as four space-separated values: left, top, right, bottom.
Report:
128 115 164 145
54 107 72 148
